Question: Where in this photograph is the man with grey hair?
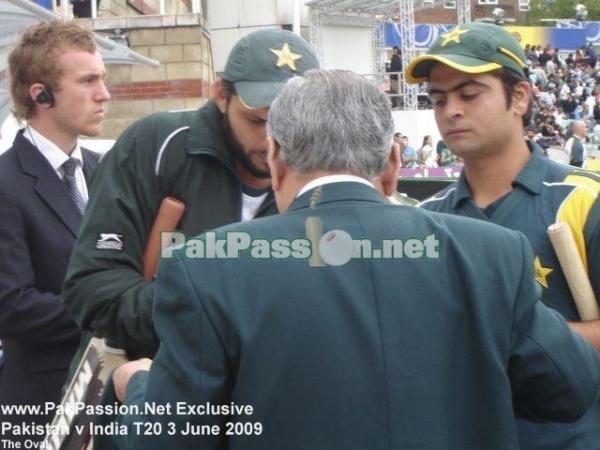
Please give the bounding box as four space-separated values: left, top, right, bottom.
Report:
103 70 600 449
564 119 588 167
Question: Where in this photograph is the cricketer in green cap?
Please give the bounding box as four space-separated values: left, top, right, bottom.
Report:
223 28 320 109
405 22 527 85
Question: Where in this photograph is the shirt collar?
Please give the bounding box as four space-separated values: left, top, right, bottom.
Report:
512 141 547 195
23 124 83 172
297 174 375 197
452 141 544 209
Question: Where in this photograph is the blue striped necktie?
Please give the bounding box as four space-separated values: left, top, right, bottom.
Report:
62 157 86 214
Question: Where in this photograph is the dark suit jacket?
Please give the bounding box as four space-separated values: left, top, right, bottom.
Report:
0 130 99 435
103 182 600 450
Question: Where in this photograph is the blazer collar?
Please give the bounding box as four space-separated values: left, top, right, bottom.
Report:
289 181 387 212
14 130 82 236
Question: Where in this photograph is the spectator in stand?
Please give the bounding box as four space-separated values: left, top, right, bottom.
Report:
580 45 597 69
525 127 537 141
594 99 600 122
584 94 596 120
565 52 575 68
536 45 543 58
524 128 544 151
572 78 585 100
400 135 418 169
436 139 454 167
526 44 538 66
562 92 578 119
545 57 556 77
587 44 597 69
538 46 552 68
419 135 437 168
552 48 565 70
531 65 547 89
559 78 571 109
539 83 557 109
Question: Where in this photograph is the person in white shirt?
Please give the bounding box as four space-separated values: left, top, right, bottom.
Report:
0 20 110 446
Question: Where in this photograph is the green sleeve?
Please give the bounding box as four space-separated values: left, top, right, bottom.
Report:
114 255 229 449
509 234 600 422
63 119 169 355
584 191 600 307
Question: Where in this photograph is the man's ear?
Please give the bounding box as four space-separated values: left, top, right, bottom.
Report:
30 83 50 106
215 79 228 113
267 137 285 192
513 80 532 117
380 144 401 197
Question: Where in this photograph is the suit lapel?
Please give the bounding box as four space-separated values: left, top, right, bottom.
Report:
14 132 82 237
81 147 99 184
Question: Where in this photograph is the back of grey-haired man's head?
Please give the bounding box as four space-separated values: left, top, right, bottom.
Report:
266 69 395 180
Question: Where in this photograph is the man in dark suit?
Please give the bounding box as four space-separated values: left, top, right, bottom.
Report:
105 70 600 449
0 20 110 444
388 45 402 108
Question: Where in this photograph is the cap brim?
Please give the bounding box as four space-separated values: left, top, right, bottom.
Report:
405 54 502 84
235 80 286 109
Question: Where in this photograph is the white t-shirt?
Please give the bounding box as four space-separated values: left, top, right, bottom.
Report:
422 144 437 168
241 192 269 222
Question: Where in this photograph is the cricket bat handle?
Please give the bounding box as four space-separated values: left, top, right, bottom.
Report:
548 222 599 321
143 196 186 280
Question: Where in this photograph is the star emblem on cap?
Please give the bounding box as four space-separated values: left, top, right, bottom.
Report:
270 42 303 71
534 256 553 289
440 26 469 47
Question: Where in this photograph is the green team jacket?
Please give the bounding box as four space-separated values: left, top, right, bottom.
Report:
63 101 278 358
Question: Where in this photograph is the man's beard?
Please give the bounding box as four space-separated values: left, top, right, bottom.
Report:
223 110 271 179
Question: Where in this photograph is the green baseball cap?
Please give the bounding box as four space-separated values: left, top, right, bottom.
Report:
405 22 527 85
223 28 320 109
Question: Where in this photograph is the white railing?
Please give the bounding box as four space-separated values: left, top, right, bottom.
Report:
362 71 431 111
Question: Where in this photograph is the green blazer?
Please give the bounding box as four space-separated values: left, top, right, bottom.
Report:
101 182 600 450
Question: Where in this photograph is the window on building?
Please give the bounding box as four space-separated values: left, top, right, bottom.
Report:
518 0 530 11
444 1 457 8
478 0 498 5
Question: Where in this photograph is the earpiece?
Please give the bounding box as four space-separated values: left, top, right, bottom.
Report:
35 86 55 107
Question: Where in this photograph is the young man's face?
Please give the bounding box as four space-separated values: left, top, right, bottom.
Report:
221 94 271 188
50 50 110 139
427 63 529 161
